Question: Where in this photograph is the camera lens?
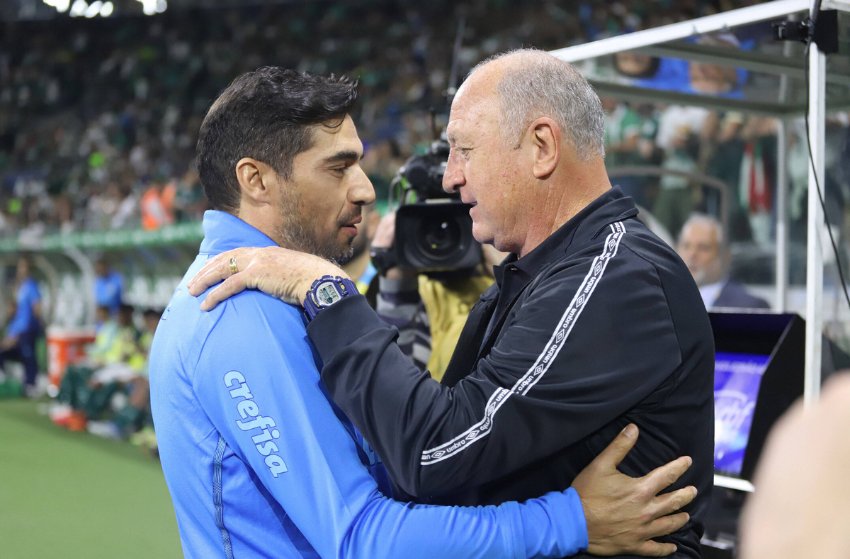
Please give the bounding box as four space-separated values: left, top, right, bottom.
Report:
417 218 462 261
395 202 481 272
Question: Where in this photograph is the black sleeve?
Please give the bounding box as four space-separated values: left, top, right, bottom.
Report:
309 250 683 498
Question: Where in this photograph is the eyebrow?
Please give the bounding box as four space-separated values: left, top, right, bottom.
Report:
322 150 362 165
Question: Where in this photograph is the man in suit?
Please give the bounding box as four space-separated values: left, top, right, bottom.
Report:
676 213 770 310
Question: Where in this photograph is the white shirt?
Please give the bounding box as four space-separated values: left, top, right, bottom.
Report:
699 280 724 308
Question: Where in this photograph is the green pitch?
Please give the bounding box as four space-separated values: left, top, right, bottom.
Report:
0 399 181 559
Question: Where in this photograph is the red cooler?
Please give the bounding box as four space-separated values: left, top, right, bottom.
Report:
46 327 96 388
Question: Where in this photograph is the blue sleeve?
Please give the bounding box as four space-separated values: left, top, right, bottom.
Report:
192 293 587 559
8 280 41 337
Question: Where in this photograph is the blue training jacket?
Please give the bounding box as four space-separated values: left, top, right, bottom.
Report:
8 277 41 337
149 210 588 559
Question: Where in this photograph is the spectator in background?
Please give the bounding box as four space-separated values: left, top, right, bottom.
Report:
602 98 659 209
140 175 176 230
676 213 769 309
173 166 207 223
702 111 753 242
110 183 139 230
0 254 43 397
653 122 701 238
738 117 777 246
93 257 123 317
685 34 743 98
88 307 160 439
54 303 140 432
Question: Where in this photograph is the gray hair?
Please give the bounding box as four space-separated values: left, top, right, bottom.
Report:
680 213 726 248
470 49 605 160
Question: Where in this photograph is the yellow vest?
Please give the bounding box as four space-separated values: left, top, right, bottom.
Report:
418 274 493 382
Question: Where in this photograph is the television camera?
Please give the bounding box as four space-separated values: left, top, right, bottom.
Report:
371 138 481 274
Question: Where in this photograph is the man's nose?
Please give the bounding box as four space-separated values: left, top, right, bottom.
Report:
442 155 464 194
351 166 376 205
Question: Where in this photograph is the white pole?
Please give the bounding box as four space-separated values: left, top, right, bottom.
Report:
775 119 788 312
550 0 810 63
775 36 795 312
804 43 825 406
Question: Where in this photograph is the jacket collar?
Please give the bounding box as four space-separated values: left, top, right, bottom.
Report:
495 186 638 286
198 210 278 255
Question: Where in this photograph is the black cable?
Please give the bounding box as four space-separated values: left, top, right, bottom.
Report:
802 10 850 312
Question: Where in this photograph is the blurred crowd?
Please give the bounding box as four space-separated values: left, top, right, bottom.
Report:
0 0 804 244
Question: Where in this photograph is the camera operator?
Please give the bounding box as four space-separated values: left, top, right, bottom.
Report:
370 209 502 380
367 138 505 380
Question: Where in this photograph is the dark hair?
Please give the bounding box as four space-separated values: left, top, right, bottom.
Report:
143 308 162 320
196 67 359 212
613 52 660 79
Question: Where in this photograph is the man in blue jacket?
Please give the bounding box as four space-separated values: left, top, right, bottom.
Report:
1 255 43 397
190 51 714 558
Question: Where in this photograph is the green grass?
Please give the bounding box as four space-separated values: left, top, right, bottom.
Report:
0 399 182 559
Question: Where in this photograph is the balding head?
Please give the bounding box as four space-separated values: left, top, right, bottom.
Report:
443 49 611 257
463 49 606 161
677 214 728 286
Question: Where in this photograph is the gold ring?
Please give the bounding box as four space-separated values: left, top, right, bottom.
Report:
229 256 238 275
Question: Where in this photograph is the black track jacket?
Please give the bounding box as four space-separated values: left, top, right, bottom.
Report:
308 187 715 558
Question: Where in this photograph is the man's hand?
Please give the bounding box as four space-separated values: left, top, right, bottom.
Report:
187 247 347 310
573 424 697 557
371 211 396 251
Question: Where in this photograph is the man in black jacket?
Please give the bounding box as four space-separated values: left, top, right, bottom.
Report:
191 49 714 558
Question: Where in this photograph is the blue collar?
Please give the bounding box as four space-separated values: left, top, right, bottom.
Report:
198 210 278 255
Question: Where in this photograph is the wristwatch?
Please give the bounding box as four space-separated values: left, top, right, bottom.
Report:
303 275 358 321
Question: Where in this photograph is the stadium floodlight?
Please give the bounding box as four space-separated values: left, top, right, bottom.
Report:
42 0 71 13
100 1 113 16
84 1 101 18
137 0 167 16
69 0 87 17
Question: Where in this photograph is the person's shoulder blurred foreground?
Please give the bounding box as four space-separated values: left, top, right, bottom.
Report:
740 374 850 559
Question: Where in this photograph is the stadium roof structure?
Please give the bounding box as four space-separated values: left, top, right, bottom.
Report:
549 0 850 453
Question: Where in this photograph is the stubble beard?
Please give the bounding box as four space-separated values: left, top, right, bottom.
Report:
275 192 354 265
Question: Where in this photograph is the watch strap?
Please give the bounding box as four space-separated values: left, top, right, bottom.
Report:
303 275 358 321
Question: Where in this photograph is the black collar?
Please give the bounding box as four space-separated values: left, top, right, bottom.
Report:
493 186 638 288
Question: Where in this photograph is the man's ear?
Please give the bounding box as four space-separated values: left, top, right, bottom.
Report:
528 117 560 179
235 157 275 204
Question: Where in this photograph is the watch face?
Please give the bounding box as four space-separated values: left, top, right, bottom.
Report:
315 281 342 306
